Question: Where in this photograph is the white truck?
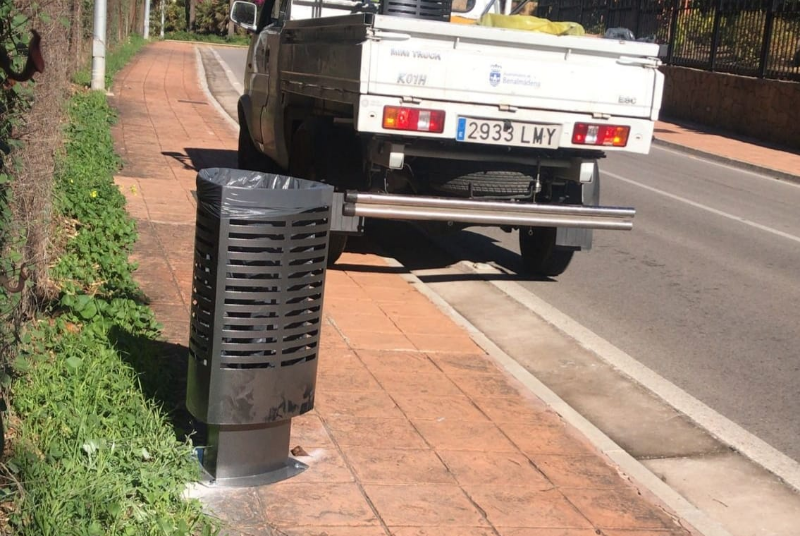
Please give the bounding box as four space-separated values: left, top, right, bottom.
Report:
229 0 664 276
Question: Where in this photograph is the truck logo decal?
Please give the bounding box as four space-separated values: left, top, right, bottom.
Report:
412 51 441 61
397 73 427 86
489 65 502 87
488 64 541 89
391 49 442 61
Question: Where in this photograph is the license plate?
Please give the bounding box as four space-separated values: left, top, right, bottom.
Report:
456 118 561 149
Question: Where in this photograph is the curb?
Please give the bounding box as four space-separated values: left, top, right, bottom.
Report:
194 47 240 134
380 256 731 536
652 137 800 185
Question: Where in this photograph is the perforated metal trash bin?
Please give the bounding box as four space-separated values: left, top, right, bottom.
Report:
186 168 334 487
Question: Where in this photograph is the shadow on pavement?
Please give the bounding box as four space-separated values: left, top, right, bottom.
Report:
330 262 408 275
163 148 238 171
343 221 551 283
162 150 197 171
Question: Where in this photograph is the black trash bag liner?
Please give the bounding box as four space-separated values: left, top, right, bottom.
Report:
604 27 635 41
197 168 334 219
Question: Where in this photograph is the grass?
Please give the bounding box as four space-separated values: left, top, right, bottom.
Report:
164 30 250 47
73 34 148 88
3 37 217 536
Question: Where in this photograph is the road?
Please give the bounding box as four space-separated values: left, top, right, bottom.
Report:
213 46 248 87
451 148 800 462
213 46 800 463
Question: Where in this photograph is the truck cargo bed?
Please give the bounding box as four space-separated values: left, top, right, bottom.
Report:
280 14 663 120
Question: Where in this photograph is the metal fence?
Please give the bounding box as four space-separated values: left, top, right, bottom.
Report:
535 0 800 81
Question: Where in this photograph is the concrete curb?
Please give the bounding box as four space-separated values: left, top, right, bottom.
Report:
194 46 240 134
652 137 800 185
378 255 732 536
209 48 244 94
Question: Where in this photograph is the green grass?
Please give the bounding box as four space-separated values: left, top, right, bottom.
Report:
164 30 250 47
5 41 217 536
74 34 148 88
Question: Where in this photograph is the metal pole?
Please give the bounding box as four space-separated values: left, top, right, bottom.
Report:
160 0 165 38
666 0 680 64
758 0 777 78
708 0 723 71
144 0 151 38
91 0 107 91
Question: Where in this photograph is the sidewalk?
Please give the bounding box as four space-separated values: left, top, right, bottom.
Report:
111 41 697 536
654 120 800 181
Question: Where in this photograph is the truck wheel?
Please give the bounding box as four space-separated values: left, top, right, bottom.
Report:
238 109 281 173
418 161 535 198
519 226 574 277
289 120 348 267
327 233 348 266
431 170 535 197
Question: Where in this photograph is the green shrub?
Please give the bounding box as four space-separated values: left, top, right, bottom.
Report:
164 30 249 46
6 44 217 536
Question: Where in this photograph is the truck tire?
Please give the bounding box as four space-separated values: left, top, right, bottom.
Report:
327 234 348 266
519 226 574 277
420 162 535 198
238 108 281 173
289 120 348 267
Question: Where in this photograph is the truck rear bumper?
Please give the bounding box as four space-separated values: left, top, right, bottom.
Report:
340 192 634 231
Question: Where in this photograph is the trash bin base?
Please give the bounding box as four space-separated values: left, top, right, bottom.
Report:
198 420 307 488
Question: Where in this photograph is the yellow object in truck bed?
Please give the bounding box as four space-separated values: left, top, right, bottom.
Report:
477 13 586 35
450 15 478 24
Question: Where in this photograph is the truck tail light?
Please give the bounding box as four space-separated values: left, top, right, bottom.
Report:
383 106 445 133
572 123 630 147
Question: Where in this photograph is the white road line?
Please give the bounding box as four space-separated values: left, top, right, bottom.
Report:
603 169 800 245
194 47 239 133
209 48 244 95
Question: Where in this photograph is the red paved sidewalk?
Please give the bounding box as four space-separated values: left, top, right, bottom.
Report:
111 41 697 536
655 120 800 180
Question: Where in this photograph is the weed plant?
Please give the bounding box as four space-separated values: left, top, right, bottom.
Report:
4 41 216 536
73 34 148 88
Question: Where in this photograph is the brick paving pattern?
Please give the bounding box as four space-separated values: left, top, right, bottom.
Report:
112 41 697 536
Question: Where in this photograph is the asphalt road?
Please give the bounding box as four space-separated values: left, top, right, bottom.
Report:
449 149 800 462
213 46 248 87
213 46 800 462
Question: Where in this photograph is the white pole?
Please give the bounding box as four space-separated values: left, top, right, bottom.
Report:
91 0 107 90
160 0 165 38
144 0 151 39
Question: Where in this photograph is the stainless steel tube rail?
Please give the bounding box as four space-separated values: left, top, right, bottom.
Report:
342 192 635 230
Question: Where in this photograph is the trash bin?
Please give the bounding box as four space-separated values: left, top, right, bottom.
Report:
186 168 334 487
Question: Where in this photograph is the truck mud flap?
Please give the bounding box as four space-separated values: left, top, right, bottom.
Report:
330 192 365 234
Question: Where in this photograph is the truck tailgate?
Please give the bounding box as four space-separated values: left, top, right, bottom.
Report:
366 15 661 120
